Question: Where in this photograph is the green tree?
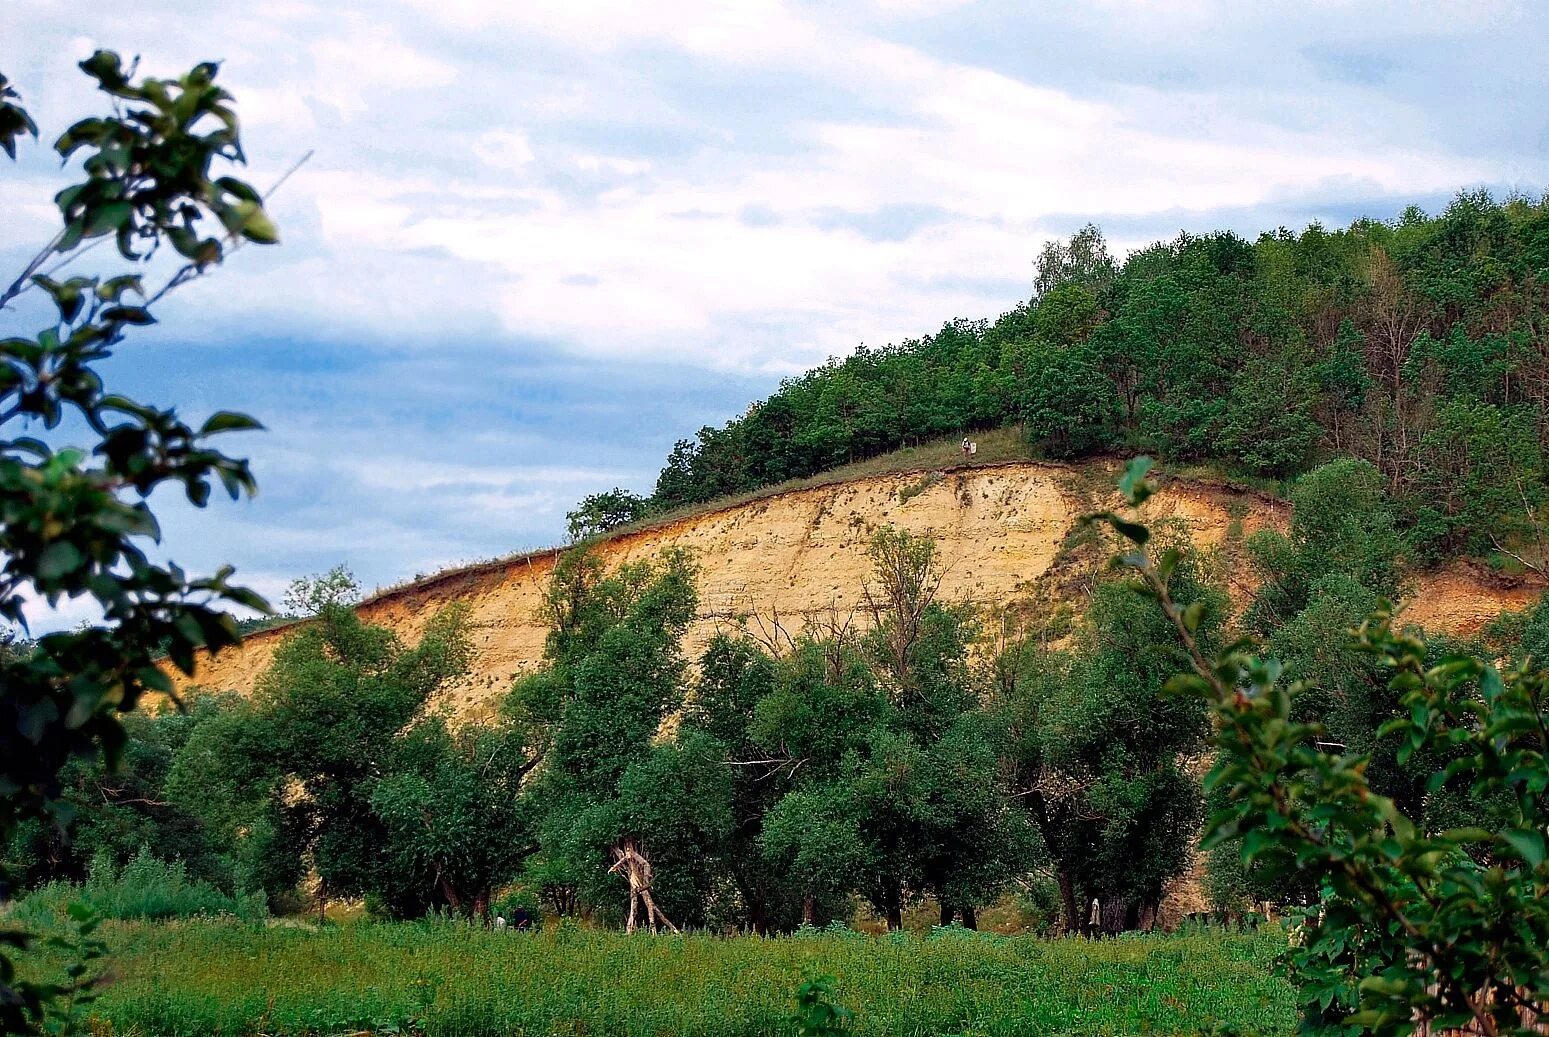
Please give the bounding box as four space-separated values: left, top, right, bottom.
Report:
613 730 735 927
684 634 811 931
4 701 234 893
566 488 648 542
1411 398 1544 560
754 529 1026 930
1247 457 1405 630
1 53 278 1030
282 564 360 616
1033 224 1117 300
1097 456 1549 1036
1031 283 1102 344
245 582 473 912
163 693 299 903
997 539 1221 933
748 631 885 925
1217 355 1321 476
370 714 538 918
1012 339 1120 458
512 547 703 925
859 527 973 740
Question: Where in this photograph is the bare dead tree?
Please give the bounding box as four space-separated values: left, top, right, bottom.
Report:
1488 476 1549 578
860 526 947 701
742 600 799 660
814 598 860 687
609 838 678 934
1363 249 1430 493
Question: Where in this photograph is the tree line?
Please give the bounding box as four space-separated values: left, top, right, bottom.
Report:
13 456 1543 937
572 194 1549 566
1095 458 1549 1037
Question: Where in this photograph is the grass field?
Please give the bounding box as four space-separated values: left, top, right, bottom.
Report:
46 920 1296 1036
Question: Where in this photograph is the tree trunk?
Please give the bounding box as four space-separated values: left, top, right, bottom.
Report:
961 905 977 931
1057 870 1080 935
802 894 816 928
885 901 903 931
939 901 955 927
438 875 463 916
1100 897 1127 934
748 895 768 936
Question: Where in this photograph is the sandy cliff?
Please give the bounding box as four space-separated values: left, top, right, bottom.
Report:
173 461 1543 714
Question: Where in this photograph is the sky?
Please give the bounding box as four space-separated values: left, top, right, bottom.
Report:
3 0 1548 626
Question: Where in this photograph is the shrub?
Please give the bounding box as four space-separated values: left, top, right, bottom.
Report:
12 850 266 925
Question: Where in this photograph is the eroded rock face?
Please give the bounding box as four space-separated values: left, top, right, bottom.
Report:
171 461 1539 716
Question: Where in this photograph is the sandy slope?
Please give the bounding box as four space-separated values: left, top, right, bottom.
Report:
171 459 1542 715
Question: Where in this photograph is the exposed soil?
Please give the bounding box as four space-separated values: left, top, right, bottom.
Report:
170 460 1541 717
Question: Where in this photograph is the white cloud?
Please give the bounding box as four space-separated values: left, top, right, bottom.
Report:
475 129 536 171
307 27 457 115
6 0 1522 373
395 0 821 60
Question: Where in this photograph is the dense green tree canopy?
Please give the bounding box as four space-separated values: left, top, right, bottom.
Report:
997 546 1224 933
615 193 1549 571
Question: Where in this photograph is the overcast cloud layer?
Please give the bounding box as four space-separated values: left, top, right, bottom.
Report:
3 0 1547 625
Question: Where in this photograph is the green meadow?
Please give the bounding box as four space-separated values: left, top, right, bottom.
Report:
41 921 1295 1037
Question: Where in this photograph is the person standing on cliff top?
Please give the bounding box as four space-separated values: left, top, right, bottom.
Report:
962 437 971 460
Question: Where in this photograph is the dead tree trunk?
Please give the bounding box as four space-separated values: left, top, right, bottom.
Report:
609 839 680 934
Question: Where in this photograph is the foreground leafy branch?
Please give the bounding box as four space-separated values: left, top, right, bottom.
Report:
1090 457 1549 1037
1 52 279 1033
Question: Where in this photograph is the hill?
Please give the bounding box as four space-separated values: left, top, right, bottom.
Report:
176 454 1542 714
627 194 1549 574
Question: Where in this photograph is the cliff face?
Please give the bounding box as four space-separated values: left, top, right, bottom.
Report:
174 461 1543 714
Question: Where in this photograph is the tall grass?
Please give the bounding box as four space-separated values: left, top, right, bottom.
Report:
72 919 1295 1036
9 850 266 927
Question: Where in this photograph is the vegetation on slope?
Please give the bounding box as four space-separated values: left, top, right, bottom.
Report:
1097 458 1549 1037
17 455 1549 1033
570 195 1549 571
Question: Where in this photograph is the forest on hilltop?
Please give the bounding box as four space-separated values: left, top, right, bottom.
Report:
580 192 1549 567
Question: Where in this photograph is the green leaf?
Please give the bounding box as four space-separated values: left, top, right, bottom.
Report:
1501 828 1546 869
1440 827 1494 844
1180 600 1205 634
216 176 263 203
136 666 174 694
1116 456 1154 505
84 200 133 236
31 274 84 322
57 217 86 253
36 542 84 580
102 305 156 326
1109 518 1149 545
199 411 265 435
230 199 279 245
1480 664 1504 703
241 207 280 244
1161 673 1210 698
96 274 143 302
